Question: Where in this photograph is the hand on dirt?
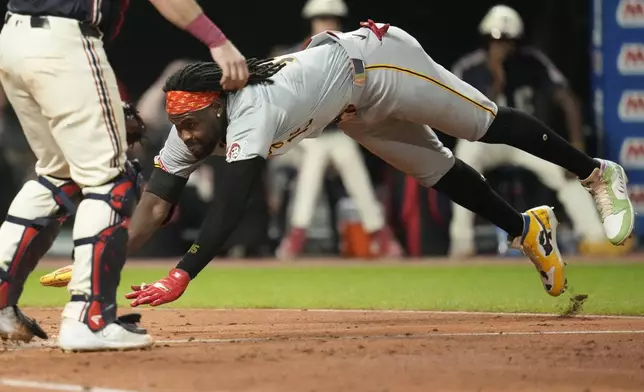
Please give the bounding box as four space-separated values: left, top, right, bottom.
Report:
125 268 190 307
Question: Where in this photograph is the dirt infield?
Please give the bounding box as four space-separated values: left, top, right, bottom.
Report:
1 309 644 392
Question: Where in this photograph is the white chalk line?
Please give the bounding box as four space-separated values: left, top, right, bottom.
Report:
0 378 136 392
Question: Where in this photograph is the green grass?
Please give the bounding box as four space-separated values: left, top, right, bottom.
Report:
23 263 644 315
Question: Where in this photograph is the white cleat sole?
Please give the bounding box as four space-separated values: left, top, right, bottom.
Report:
57 317 154 353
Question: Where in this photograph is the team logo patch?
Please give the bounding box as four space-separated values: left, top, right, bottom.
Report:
153 155 168 172
226 141 247 162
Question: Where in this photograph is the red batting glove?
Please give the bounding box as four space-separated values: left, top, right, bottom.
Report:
125 268 190 307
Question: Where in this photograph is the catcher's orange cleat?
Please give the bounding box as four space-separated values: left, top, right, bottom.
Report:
39 265 72 288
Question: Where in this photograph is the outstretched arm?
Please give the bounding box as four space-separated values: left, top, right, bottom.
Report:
176 157 266 278
126 157 266 307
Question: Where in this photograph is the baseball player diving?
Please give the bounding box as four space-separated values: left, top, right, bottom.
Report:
0 0 249 351
64 22 640 308
121 20 635 307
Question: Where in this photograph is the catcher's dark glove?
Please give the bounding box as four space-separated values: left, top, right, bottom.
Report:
124 158 145 198
123 102 146 146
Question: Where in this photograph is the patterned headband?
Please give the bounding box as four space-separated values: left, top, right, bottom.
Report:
166 91 220 116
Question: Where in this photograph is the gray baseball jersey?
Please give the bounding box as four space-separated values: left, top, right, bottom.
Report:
154 43 354 179
156 22 498 187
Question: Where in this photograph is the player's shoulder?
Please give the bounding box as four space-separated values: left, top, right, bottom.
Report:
227 86 268 119
227 88 287 129
452 49 487 77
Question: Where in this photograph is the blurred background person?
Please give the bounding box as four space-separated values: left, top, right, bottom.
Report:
273 0 402 259
448 5 630 258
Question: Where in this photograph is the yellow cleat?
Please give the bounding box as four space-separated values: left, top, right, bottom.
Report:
510 206 566 297
39 265 72 288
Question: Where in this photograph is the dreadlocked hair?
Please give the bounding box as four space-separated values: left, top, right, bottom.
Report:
163 58 286 93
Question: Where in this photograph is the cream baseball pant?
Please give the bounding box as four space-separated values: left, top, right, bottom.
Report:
0 13 128 299
289 131 385 233
449 140 605 256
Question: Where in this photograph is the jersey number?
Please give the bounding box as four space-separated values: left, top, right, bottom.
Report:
497 86 535 115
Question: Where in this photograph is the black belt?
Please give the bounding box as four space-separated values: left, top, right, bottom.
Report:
4 13 101 39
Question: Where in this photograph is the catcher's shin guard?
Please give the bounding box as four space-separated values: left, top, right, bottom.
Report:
70 172 139 332
0 177 80 308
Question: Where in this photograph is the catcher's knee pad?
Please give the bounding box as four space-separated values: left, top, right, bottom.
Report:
73 173 139 331
0 177 80 307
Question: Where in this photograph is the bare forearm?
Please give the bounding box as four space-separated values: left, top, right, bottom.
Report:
128 191 171 253
148 0 202 28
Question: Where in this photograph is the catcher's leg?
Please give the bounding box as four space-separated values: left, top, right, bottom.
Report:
58 171 152 351
0 177 80 342
20 19 152 350
39 101 146 289
0 32 77 342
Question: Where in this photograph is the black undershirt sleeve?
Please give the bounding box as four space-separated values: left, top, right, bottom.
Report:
145 167 188 205
176 157 266 279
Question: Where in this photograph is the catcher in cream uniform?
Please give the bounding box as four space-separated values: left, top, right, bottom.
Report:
1 0 249 351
